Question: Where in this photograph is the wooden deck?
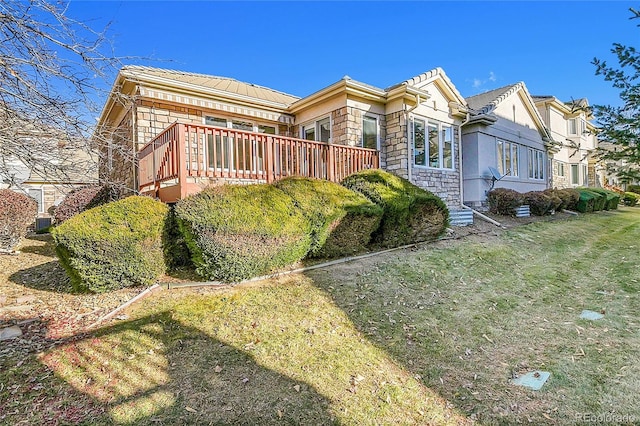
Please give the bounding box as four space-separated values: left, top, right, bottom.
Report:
137 123 380 203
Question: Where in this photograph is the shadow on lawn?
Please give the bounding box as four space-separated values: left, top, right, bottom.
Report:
5 312 336 425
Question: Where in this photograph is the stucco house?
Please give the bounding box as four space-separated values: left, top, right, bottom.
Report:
533 96 603 188
461 83 556 208
96 66 469 209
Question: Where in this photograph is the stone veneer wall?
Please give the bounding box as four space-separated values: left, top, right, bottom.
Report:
135 100 203 150
551 160 570 189
330 106 386 153
383 111 461 208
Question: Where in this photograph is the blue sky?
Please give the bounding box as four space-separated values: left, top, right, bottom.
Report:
69 1 637 109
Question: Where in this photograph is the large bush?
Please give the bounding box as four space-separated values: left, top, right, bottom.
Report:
486 188 524 216
585 188 620 210
542 189 563 213
0 189 37 251
341 170 448 247
575 189 607 213
52 196 168 292
54 184 125 224
275 177 383 258
624 192 640 206
175 184 311 282
628 184 640 194
555 188 580 211
523 191 554 216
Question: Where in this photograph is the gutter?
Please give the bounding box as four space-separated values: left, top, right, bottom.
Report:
458 111 471 207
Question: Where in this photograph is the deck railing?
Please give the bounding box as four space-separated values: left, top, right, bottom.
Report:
138 122 380 200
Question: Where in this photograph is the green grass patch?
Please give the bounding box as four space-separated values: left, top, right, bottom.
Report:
5 208 640 424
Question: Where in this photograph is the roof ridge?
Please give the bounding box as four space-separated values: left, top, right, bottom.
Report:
121 65 300 101
468 83 522 115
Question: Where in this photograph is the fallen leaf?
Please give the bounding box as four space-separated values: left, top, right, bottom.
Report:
294 385 300 392
185 406 197 413
214 365 223 373
242 378 249 384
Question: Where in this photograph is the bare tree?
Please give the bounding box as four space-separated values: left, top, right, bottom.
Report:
0 0 129 191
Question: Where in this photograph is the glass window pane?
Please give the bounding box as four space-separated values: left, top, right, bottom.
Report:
363 116 378 149
232 120 253 131
568 119 577 135
413 119 425 166
497 141 504 175
205 116 227 127
442 126 453 169
505 142 512 175
571 164 579 184
28 189 43 213
304 126 315 141
318 118 331 142
428 123 439 168
528 149 534 179
537 151 544 179
511 144 518 176
258 125 276 134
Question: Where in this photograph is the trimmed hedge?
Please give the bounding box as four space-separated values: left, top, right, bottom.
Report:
628 184 640 195
52 196 168 293
585 188 620 210
542 189 563 213
0 189 37 251
54 186 101 223
175 184 311 282
555 188 580 211
275 177 383 258
524 191 554 216
341 170 448 247
486 188 524 216
624 192 640 206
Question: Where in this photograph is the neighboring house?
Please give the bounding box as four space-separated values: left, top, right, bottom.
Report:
533 96 602 188
96 66 468 208
0 107 98 220
461 83 555 209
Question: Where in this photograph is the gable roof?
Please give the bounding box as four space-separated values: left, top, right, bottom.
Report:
388 67 467 107
120 66 301 107
466 82 550 137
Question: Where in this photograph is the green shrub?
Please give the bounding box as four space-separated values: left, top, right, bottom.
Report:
576 189 607 213
486 188 524 216
0 189 37 251
524 191 554 216
585 188 620 210
624 192 640 206
275 177 383 258
341 170 448 247
542 189 563 212
175 184 311 282
555 188 580 211
628 184 640 194
163 206 192 270
52 196 168 292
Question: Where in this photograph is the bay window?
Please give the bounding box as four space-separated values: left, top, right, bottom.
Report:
412 118 454 169
497 140 519 177
528 148 544 180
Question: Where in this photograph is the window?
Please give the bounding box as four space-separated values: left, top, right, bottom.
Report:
568 118 577 135
497 140 519 177
28 189 43 213
258 125 276 134
556 161 565 177
582 164 588 186
571 164 579 185
412 118 454 169
362 116 378 149
205 116 228 127
232 120 252 131
302 117 331 142
528 148 544 180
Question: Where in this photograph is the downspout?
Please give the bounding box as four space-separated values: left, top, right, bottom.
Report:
405 94 421 183
458 111 470 207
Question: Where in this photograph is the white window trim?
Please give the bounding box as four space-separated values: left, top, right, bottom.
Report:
497 139 519 178
300 116 332 143
204 115 279 135
361 115 380 150
528 148 545 180
411 116 455 171
570 164 579 185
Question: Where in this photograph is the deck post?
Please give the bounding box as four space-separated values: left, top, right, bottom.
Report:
265 136 274 183
177 123 189 200
327 144 335 182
